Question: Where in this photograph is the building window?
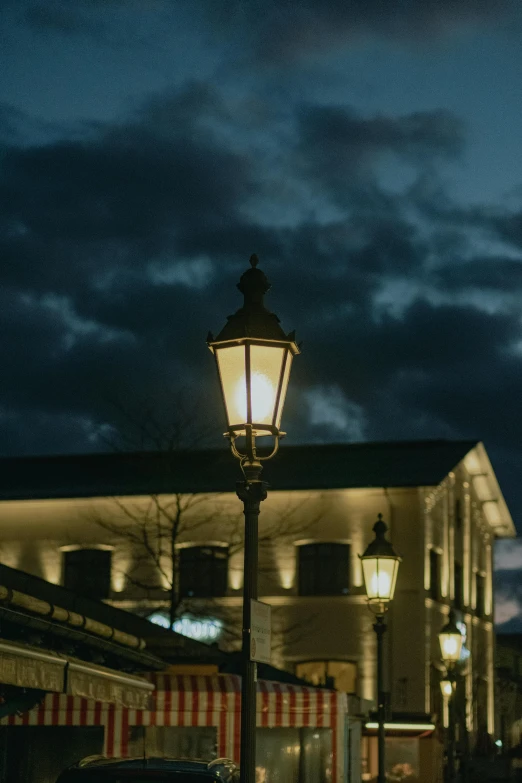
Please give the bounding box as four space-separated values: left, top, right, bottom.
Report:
455 498 462 530
62 548 112 600
179 546 228 598
429 549 441 600
476 573 486 617
296 660 357 693
454 561 463 609
297 543 350 596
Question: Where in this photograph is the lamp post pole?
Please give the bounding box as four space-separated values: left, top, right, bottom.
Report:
374 613 387 783
441 675 457 783
447 672 456 783
236 460 267 783
359 514 401 783
208 255 299 783
438 612 463 783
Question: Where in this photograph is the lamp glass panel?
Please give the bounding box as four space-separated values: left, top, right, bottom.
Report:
361 557 399 602
439 631 463 663
440 680 453 697
275 348 293 429
249 344 285 428
215 344 247 429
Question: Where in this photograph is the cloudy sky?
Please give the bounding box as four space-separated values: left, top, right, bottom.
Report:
2 0 522 626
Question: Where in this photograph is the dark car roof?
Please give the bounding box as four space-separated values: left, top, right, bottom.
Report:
57 757 238 781
79 758 210 770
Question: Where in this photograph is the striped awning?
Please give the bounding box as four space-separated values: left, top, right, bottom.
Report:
149 673 344 729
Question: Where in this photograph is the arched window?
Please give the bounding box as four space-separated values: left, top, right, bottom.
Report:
297 542 350 596
429 549 441 600
62 547 112 600
179 545 228 598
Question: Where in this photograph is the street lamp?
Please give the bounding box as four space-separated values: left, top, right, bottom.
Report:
360 514 401 783
439 610 463 665
440 678 455 699
438 611 463 783
208 254 299 783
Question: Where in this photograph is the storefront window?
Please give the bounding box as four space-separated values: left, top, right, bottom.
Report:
255 727 332 783
128 725 217 760
385 737 419 781
364 736 419 782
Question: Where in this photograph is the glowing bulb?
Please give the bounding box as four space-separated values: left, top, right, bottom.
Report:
371 570 391 597
443 638 458 656
441 681 453 697
234 372 274 422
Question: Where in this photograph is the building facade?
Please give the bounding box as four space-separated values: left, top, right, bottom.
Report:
0 440 514 780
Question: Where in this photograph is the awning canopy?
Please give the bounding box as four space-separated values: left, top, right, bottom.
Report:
0 639 153 710
0 640 64 693
67 660 153 709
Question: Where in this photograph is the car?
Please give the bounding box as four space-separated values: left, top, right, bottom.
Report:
55 756 240 782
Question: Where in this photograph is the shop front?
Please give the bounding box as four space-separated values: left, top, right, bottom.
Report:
1 672 359 783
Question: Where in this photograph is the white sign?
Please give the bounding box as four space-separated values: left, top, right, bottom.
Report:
148 612 223 643
250 600 271 664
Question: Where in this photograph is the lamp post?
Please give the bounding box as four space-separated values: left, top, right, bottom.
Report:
439 611 463 783
208 254 299 783
360 514 401 783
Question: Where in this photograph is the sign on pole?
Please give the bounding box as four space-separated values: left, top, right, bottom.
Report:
250 600 271 664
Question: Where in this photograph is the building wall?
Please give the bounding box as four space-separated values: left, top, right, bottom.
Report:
423 461 495 740
0 462 497 732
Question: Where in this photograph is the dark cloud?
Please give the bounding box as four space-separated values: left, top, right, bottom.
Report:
7 0 522 59
0 83 255 299
298 106 464 168
22 3 105 35
201 0 522 61
435 257 522 292
490 211 522 251
0 104 27 142
294 106 464 216
2 77 522 556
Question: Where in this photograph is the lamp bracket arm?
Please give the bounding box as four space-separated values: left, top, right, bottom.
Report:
226 430 283 466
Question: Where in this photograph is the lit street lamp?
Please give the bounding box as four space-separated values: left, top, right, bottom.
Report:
439 611 463 783
439 610 463 665
360 514 401 783
208 254 299 783
440 678 455 699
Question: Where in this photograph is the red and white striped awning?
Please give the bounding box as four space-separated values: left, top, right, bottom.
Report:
148 673 342 729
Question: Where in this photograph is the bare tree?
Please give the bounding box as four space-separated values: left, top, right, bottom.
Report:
88 390 321 639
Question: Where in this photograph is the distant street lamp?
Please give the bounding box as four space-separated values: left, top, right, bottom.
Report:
208 254 299 783
440 678 455 699
360 514 401 783
439 611 463 783
439 610 463 665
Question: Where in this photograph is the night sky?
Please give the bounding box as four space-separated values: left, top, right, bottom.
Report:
2 1 522 627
